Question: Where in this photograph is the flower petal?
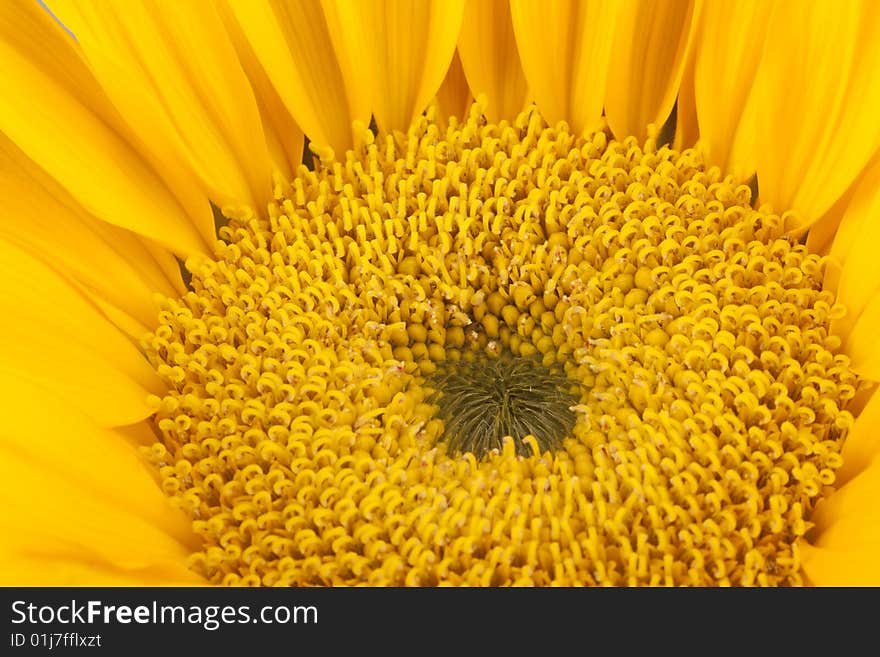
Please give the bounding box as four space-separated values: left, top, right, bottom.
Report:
435 50 473 126
217 1 304 180
823 159 880 339
226 0 365 160
0 382 200 585
324 0 465 134
0 0 212 255
799 542 880 586
691 0 772 176
51 0 275 216
605 0 699 141
841 293 880 381
754 0 880 231
0 133 181 333
510 0 619 135
804 181 861 259
837 390 880 485
812 462 880 537
0 240 164 427
457 0 528 122
672 47 698 152
800 461 880 585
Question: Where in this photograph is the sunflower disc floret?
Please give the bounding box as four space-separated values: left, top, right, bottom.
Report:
145 103 859 586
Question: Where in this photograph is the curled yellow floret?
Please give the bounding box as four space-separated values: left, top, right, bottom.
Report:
145 103 860 586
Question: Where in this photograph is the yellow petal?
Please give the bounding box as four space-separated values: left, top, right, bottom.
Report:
672 46 698 152
510 0 619 135
324 0 465 134
0 382 200 585
0 240 164 427
0 132 179 332
847 382 876 417
51 0 275 217
812 461 880 538
141 235 189 299
0 0 213 255
841 293 880 381
837 389 880 485
119 420 163 449
457 0 529 122
829 159 880 372
0 555 200 587
435 50 473 127
217 1 304 180
827 159 880 341
799 542 880 586
85 294 152 343
800 461 880 585
226 0 366 160
605 0 700 141
755 0 880 230
691 0 772 176
805 180 862 259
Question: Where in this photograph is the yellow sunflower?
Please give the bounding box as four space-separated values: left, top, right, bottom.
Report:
2 0 880 586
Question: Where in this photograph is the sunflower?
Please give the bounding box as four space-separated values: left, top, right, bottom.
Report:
2 0 879 586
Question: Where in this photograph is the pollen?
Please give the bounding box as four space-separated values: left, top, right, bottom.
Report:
144 101 861 586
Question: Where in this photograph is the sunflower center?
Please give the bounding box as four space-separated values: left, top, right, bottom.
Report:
428 352 579 457
144 102 860 586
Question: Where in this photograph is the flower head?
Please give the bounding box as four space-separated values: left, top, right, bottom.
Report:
2 0 880 586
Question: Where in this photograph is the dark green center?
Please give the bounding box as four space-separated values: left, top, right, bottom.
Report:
427 352 580 458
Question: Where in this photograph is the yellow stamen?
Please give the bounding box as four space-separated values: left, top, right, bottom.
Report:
145 102 860 586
